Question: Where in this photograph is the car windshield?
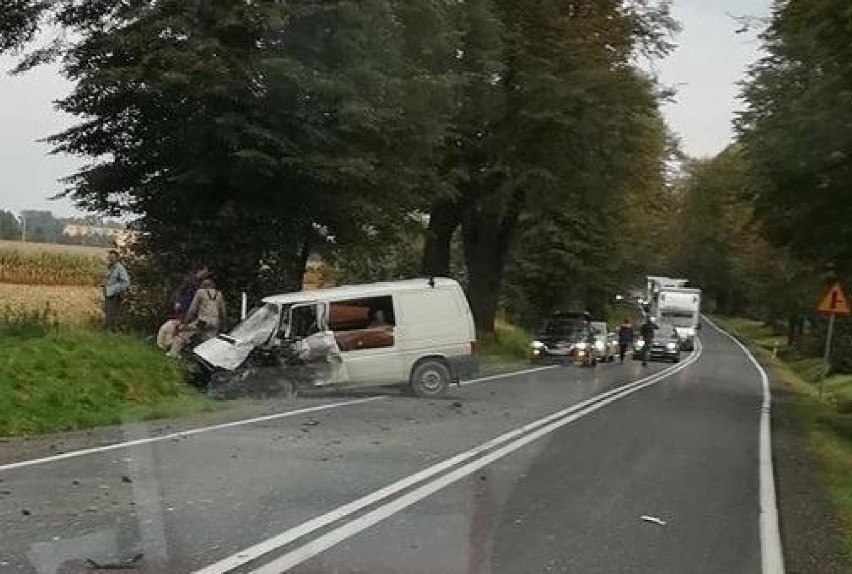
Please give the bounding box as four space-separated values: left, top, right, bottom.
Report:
229 303 282 344
540 319 587 338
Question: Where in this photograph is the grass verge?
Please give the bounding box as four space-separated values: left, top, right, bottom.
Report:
478 320 532 370
0 316 219 436
714 315 852 556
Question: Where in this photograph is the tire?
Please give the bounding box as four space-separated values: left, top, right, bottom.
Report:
410 360 451 398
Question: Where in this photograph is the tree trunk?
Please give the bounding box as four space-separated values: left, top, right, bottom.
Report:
422 200 460 277
461 188 526 334
464 232 503 333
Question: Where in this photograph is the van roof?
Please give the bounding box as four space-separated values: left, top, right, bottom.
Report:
262 277 460 305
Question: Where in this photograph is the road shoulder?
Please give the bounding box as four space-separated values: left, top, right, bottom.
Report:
770 371 852 573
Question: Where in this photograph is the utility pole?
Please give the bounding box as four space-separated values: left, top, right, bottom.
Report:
20 214 26 242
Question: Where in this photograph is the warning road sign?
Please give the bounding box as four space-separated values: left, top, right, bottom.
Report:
818 282 851 315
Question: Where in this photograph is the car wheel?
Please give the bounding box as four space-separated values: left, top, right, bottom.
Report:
410 360 451 398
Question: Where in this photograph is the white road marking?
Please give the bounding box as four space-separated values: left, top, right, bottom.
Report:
461 365 556 386
195 343 702 574
703 316 785 574
0 397 383 473
0 365 554 473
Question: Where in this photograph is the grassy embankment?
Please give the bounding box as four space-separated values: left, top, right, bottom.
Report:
714 315 852 554
0 241 217 437
478 320 532 369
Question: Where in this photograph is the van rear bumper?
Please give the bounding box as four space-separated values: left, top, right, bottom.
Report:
449 355 480 381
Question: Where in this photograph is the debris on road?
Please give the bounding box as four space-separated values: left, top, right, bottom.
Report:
303 420 320 427
452 401 463 408
21 509 31 516
86 552 144 570
121 475 133 484
641 515 667 526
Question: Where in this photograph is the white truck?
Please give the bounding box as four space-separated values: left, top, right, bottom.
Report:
643 276 689 317
655 286 701 351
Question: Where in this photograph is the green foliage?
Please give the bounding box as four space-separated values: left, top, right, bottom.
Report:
737 0 852 272
0 210 21 240
477 320 532 366
2 0 676 339
0 327 213 436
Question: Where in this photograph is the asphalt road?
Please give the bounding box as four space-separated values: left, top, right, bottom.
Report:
0 321 772 574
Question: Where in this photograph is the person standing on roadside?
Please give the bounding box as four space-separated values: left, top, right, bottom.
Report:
639 315 658 367
102 249 130 330
618 318 634 363
173 265 211 320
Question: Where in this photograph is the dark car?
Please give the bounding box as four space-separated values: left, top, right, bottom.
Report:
633 322 682 363
530 313 596 365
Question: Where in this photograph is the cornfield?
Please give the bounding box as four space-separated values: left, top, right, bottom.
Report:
0 248 103 286
0 285 101 325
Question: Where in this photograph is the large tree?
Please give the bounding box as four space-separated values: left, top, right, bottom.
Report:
3 0 457 305
423 0 676 332
737 0 852 274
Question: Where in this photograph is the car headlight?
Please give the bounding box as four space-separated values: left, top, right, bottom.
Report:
531 340 545 350
666 342 677 351
594 341 605 352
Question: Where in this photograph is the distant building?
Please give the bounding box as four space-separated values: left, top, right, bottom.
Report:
62 223 136 247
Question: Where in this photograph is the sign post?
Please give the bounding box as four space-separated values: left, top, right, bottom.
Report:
817 282 851 399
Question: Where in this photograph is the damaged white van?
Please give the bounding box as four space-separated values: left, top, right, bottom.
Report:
190 278 479 398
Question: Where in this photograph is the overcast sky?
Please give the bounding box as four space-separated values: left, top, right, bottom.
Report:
0 0 771 217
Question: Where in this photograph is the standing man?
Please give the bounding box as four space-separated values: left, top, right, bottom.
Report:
618 318 634 363
639 316 658 367
103 249 130 330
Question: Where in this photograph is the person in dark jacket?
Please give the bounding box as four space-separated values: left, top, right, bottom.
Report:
618 318 634 363
173 265 211 320
639 316 659 366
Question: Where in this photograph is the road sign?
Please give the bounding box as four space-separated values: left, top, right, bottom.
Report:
818 282 850 315
818 282 850 399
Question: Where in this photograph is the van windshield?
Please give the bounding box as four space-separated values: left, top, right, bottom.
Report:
229 303 282 344
661 310 696 328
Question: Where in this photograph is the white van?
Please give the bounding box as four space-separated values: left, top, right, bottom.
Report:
192 278 479 397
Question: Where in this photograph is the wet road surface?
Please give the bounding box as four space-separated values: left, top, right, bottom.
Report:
0 320 771 573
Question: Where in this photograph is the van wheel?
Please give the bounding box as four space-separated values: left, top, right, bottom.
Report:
410 360 451 398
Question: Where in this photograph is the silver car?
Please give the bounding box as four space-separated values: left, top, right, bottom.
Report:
591 321 618 363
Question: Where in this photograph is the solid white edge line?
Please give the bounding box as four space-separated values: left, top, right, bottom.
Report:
0 365 555 473
0 397 383 473
194 344 700 574
703 316 785 574
249 342 704 574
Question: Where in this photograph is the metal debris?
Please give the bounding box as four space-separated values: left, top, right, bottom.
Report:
641 515 667 526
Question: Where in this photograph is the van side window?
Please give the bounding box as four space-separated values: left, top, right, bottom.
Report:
329 296 395 351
